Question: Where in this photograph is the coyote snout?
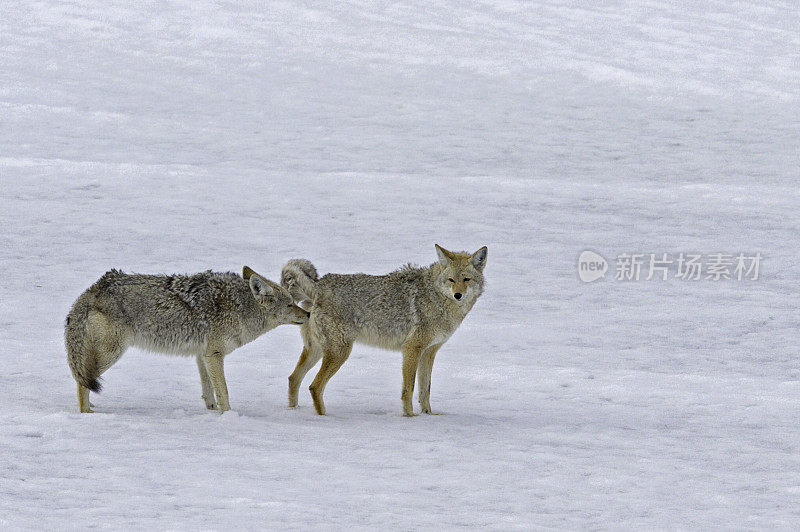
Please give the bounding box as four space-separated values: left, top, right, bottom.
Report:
292 306 311 324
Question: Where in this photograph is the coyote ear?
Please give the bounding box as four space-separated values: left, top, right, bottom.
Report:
435 244 454 266
470 246 488 272
249 274 275 300
242 266 256 280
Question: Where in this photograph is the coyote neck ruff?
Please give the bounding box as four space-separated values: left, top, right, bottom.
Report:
281 244 487 416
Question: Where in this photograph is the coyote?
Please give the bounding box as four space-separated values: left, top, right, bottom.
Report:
65 267 309 413
281 244 487 416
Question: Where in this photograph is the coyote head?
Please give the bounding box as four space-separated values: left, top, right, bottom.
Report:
244 266 310 325
433 244 487 304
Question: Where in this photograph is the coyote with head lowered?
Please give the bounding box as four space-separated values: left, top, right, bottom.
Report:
281 244 487 416
65 267 308 413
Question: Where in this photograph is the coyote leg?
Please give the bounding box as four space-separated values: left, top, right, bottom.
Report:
401 343 425 416
202 351 230 412
309 343 352 415
196 354 217 409
77 382 93 413
288 345 322 407
417 343 442 414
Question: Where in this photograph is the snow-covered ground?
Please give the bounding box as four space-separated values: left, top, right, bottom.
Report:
2 1 799 529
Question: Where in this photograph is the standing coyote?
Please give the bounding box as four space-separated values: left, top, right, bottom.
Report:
65 267 309 413
281 244 487 416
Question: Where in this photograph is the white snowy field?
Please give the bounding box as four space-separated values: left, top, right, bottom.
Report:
1 1 799 529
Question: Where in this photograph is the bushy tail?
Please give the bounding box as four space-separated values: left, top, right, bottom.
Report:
65 297 102 393
281 259 319 303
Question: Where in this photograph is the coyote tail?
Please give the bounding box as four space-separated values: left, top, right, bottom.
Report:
281 259 318 302
64 298 102 392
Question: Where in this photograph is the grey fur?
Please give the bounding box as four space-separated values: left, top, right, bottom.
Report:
282 244 487 416
65 268 309 413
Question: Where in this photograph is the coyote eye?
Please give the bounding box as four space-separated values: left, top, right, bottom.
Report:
463 278 471 282
448 278 455 283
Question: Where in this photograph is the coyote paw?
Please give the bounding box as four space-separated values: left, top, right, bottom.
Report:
403 411 419 417
202 395 218 410
420 401 433 414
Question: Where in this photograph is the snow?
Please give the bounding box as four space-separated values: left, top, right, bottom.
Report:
1 0 799 529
